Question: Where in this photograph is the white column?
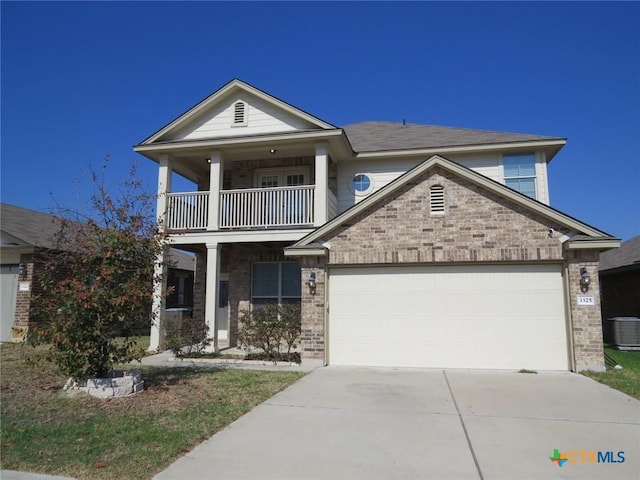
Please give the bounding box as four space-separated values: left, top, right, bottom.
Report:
149 245 168 351
205 243 221 352
314 143 329 226
156 154 172 231
150 155 172 351
207 151 223 230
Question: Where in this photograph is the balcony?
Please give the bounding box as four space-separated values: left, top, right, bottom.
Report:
165 185 335 231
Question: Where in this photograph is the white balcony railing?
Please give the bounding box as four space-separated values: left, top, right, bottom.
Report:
165 185 316 230
165 191 209 230
220 185 314 228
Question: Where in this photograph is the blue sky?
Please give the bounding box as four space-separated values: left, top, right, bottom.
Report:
1 1 639 240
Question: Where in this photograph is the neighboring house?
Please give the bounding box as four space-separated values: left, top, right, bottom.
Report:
166 249 196 310
0 203 194 341
134 79 619 371
0 203 64 342
599 236 640 338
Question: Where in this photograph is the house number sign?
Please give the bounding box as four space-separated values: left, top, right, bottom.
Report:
577 296 595 306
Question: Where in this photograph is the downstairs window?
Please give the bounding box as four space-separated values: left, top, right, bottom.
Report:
251 262 301 307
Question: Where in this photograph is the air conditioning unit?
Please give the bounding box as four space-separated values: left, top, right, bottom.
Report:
607 317 640 350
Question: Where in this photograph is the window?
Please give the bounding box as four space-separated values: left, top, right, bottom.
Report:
351 173 373 195
503 153 536 199
252 262 301 307
430 185 445 214
232 101 247 126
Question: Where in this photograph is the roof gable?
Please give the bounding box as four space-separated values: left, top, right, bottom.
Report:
288 155 616 252
139 79 337 145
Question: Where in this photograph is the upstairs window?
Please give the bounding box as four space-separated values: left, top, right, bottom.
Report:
430 185 445 214
503 153 536 199
351 173 373 196
232 101 247 126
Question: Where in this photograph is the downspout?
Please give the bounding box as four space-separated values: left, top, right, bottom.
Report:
563 260 577 372
558 232 577 372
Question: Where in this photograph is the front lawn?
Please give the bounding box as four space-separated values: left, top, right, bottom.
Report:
582 347 640 400
0 343 305 479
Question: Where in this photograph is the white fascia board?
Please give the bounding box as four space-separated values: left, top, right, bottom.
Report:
566 239 621 250
166 228 314 245
242 83 336 130
354 139 567 160
283 247 327 257
134 130 345 157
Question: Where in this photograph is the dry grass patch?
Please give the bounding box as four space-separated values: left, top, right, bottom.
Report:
1 343 305 479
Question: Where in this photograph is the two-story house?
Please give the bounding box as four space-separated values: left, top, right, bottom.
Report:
134 79 618 372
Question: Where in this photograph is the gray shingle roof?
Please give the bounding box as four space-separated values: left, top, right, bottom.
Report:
0 203 64 250
167 249 196 272
600 235 640 272
342 121 564 153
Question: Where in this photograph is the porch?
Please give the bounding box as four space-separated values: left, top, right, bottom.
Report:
164 186 337 231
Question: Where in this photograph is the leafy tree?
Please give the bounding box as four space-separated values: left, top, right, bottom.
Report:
29 159 167 381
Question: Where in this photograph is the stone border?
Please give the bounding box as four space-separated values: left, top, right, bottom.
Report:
63 370 144 398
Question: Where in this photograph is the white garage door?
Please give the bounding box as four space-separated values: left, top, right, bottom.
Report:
328 264 569 370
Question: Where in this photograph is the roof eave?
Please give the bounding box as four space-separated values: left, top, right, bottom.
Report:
354 139 567 160
566 239 621 250
133 129 349 160
283 246 327 257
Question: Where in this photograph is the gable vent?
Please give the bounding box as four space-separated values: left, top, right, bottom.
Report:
430 185 445 214
233 101 247 125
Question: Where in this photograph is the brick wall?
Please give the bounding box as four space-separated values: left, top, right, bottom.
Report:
11 249 63 340
190 241 302 348
300 257 326 359
13 253 34 330
566 249 605 371
198 157 314 190
325 167 565 265
192 248 207 321
295 165 605 370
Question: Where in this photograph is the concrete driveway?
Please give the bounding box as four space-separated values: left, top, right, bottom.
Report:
154 367 640 480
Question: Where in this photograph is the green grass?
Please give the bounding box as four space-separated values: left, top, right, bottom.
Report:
0 343 305 479
582 346 640 400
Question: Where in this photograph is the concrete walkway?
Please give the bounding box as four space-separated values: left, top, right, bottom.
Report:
154 367 640 480
135 349 323 372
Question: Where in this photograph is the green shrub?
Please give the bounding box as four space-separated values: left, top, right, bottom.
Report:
163 316 211 358
238 303 301 363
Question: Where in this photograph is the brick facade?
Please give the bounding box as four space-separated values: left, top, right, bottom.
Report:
294 165 606 371
300 257 326 359
326 168 565 265
566 250 605 371
10 249 57 340
191 243 292 348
